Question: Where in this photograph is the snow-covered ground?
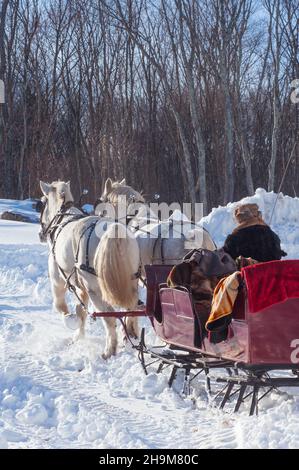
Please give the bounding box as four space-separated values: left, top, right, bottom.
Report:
0 190 299 449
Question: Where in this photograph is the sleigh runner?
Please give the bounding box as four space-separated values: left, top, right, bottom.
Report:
93 260 299 415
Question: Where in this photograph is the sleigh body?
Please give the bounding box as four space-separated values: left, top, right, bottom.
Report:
145 261 299 369
93 260 299 414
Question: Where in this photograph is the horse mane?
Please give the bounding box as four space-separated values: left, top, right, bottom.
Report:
108 183 145 205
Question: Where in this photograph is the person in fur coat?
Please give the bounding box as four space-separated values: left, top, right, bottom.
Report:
223 203 287 262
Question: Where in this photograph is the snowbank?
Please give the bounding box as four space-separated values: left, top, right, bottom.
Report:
201 188 299 258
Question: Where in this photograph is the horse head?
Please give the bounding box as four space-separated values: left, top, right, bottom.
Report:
95 178 146 224
38 180 74 242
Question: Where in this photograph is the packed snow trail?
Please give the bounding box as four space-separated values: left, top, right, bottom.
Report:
1 191 299 449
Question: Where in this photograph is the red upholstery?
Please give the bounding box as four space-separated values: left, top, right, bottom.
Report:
243 260 299 314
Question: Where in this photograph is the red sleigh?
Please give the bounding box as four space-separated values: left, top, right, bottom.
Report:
93 260 299 414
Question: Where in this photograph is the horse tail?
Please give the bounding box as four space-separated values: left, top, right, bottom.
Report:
95 223 140 309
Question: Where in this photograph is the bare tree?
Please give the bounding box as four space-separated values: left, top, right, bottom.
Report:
0 0 297 210
265 0 282 191
0 0 11 196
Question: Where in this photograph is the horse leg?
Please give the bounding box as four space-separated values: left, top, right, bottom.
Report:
52 280 82 330
101 317 117 360
88 290 117 359
124 316 139 340
50 259 82 331
49 255 69 316
52 281 69 316
73 289 89 341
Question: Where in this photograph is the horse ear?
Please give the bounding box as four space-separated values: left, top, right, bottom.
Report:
104 178 113 194
40 181 51 196
119 178 126 186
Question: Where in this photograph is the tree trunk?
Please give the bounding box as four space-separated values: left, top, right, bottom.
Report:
234 102 254 195
171 105 196 204
268 88 280 191
221 66 235 203
185 65 207 211
267 0 281 192
0 0 13 197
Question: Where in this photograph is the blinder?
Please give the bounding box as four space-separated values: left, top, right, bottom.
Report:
38 195 75 243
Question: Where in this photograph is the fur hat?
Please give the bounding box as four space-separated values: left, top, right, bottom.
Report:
233 203 266 233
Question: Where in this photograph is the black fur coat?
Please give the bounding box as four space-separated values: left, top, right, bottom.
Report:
223 225 287 262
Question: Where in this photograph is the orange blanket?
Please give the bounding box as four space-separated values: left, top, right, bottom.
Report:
206 272 241 331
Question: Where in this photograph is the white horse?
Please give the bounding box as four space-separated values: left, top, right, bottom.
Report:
39 180 140 359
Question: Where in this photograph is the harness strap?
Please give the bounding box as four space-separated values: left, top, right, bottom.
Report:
79 222 97 276
152 221 170 265
57 264 87 310
40 200 76 239
131 263 142 280
51 214 85 260
41 201 93 312
55 221 97 312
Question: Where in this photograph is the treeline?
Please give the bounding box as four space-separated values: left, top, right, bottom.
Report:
0 0 298 211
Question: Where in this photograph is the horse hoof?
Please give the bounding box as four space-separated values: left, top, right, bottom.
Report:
63 314 81 331
101 349 116 360
123 329 138 341
101 352 112 360
130 333 138 340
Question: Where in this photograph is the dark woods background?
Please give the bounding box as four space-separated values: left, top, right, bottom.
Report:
0 0 298 210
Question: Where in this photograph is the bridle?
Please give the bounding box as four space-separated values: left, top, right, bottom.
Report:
96 193 147 226
39 197 77 242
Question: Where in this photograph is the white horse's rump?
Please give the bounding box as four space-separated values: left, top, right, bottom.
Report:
40 180 139 359
96 223 140 309
96 223 140 340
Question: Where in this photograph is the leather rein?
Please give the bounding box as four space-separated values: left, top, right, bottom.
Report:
39 199 80 242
